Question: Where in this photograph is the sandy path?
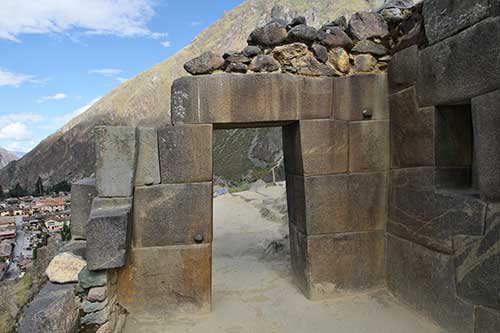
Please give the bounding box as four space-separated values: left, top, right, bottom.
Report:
124 190 445 333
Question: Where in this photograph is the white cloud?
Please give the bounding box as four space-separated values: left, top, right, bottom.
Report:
0 113 44 124
0 68 39 87
37 92 67 103
89 68 123 77
191 21 202 27
54 97 101 125
0 122 32 141
116 77 129 83
3 141 35 153
0 0 166 42
161 40 172 48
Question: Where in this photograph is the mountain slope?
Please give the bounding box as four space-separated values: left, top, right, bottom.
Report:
0 148 18 169
0 0 386 189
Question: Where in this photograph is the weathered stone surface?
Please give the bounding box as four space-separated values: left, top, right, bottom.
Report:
386 234 474 333
287 55 337 77
317 27 354 49
475 306 500 333
71 178 97 239
18 283 79 333
435 167 472 189
389 167 485 254
81 307 110 325
117 245 211 315
311 44 328 63
352 40 387 56
283 120 347 176
184 51 224 75
300 77 334 119
158 124 212 183
226 62 248 73
133 183 212 247
354 54 377 72
435 105 473 167
248 22 288 47
95 126 136 197
288 16 306 29
327 47 350 73
135 127 160 186
393 17 426 52
348 12 389 41
388 45 418 93
456 203 500 310
171 74 302 126
248 55 280 72
423 0 490 45
287 24 318 44
78 266 107 289
272 43 309 64
290 224 384 300
349 121 390 172
390 87 435 168
223 51 251 64
333 74 389 121
472 89 500 201
88 286 107 302
83 299 107 313
87 197 132 270
242 45 262 58
46 252 86 284
287 172 387 234
417 17 500 106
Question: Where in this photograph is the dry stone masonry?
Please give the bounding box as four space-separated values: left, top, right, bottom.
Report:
74 1 500 332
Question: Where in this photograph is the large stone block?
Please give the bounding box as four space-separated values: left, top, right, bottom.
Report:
333 74 389 121
472 89 500 202
135 127 160 186
290 224 384 300
87 197 132 271
283 120 348 176
456 203 500 310
435 105 473 167
158 125 213 183
417 17 500 106
386 234 475 333
95 126 136 197
171 74 302 126
287 173 387 235
349 121 390 172
132 183 212 247
475 306 500 333
301 77 334 119
390 87 435 168
117 245 211 315
388 168 485 254
70 178 97 239
423 0 490 45
388 45 418 94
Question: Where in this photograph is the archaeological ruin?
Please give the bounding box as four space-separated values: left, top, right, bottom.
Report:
68 1 500 332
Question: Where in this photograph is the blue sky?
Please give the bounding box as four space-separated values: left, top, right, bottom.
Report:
0 0 242 153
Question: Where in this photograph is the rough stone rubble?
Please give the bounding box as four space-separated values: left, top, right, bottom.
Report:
183 0 425 77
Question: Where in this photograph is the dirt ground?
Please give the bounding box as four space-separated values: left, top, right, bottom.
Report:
123 184 446 333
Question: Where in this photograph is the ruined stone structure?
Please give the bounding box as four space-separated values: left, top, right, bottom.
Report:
73 1 500 332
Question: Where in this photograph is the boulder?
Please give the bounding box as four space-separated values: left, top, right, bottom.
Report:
18 283 79 333
87 286 107 302
248 22 288 47
348 12 389 40
317 27 353 49
328 47 350 73
379 0 413 9
184 51 225 75
311 44 329 63
287 24 318 44
78 266 107 290
248 55 280 72
46 252 86 284
354 54 377 72
272 43 309 65
81 307 110 326
320 16 348 32
288 16 306 29
83 299 108 313
226 62 248 73
293 55 337 77
223 51 251 64
242 45 262 58
352 40 387 56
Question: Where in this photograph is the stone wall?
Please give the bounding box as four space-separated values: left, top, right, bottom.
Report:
387 1 500 332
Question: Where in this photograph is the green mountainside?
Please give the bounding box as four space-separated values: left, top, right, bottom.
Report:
0 0 386 189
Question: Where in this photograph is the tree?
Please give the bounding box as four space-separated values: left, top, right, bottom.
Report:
61 223 72 242
0 184 5 201
9 183 27 198
34 176 44 197
49 180 71 193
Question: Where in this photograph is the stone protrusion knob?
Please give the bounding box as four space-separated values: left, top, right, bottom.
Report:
362 109 373 119
194 234 204 243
